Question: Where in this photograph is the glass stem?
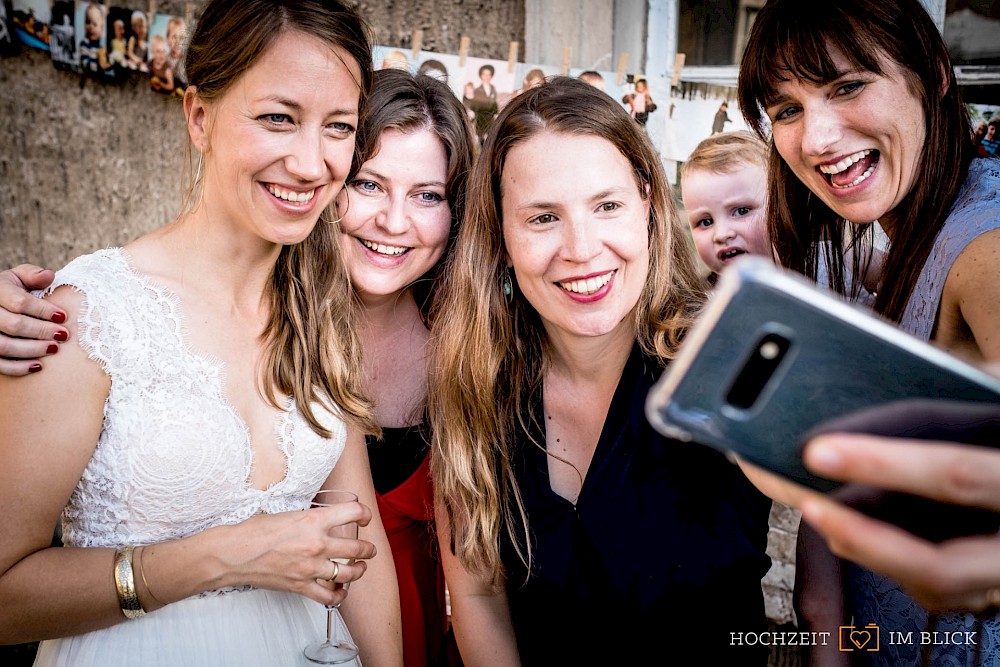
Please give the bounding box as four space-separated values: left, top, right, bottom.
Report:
326 606 335 643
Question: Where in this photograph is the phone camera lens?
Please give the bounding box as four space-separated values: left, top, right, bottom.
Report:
759 341 780 360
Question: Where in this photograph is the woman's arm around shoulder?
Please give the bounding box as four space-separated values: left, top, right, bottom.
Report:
435 502 521 667
324 425 403 666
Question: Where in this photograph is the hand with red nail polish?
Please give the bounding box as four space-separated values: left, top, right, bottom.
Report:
0 264 67 376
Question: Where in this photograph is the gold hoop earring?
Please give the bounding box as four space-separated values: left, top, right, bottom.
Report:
194 153 203 184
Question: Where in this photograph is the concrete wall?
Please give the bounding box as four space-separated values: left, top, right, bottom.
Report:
525 0 614 70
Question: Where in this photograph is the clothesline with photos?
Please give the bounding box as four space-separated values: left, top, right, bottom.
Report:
375 32 638 112
9 0 194 94
5 1 642 109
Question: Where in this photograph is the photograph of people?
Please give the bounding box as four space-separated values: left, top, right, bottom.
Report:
75 1 111 80
126 10 149 72
47 1 76 71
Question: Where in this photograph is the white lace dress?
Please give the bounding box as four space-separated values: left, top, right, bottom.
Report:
32 248 359 667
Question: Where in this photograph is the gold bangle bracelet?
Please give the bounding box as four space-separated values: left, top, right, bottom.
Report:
113 545 146 619
136 545 167 607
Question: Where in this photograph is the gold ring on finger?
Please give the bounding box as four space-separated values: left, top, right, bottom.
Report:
328 560 340 583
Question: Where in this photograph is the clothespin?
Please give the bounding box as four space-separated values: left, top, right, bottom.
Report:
507 41 518 73
672 53 685 87
615 52 628 86
411 29 422 60
561 46 571 76
458 35 470 66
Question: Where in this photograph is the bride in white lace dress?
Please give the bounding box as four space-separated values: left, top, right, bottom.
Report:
0 2 402 665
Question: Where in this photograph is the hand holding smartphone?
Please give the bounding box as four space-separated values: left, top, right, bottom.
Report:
645 258 1000 495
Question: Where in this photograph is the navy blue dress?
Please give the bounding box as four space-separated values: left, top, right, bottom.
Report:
499 346 773 665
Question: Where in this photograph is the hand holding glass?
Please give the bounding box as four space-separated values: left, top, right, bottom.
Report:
303 490 360 664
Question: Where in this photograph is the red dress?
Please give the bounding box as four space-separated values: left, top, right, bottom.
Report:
370 430 450 667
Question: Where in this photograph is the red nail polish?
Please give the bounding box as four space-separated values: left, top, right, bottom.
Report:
51 311 67 324
47 344 59 355
53 331 68 342
29 363 43 373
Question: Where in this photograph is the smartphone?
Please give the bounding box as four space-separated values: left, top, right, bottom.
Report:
645 257 1000 493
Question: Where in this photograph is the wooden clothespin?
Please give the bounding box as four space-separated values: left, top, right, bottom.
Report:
507 41 519 73
615 52 629 86
411 29 423 60
672 53 686 87
561 47 571 76
458 35 470 67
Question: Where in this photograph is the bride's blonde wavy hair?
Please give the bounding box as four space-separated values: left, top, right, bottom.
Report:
181 0 378 437
428 77 706 586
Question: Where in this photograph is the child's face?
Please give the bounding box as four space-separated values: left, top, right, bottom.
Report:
152 40 166 65
114 22 124 38
84 5 103 41
682 163 772 274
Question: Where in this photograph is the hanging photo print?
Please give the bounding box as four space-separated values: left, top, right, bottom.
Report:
76 1 117 83
48 1 77 71
125 8 149 72
105 6 132 72
149 12 186 94
461 57 514 145
12 0 49 51
0 1 15 57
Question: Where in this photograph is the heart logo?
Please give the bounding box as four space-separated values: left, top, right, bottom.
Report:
850 630 871 649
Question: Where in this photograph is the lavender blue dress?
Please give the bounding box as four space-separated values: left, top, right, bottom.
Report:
845 157 1000 667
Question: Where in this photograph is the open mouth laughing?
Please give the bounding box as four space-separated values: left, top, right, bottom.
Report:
819 149 879 189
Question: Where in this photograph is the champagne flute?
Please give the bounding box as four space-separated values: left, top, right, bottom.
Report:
303 490 360 665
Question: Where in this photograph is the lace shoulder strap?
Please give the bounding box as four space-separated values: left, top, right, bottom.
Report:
41 248 184 377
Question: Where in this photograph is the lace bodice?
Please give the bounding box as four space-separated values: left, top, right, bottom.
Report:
44 248 347 549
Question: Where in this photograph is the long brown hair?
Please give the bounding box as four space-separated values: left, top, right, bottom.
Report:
428 77 706 585
738 0 977 319
184 0 377 436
